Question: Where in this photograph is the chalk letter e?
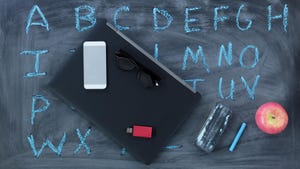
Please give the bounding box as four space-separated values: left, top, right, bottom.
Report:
26 5 49 34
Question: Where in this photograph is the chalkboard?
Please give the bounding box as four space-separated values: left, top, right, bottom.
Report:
0 0 299 169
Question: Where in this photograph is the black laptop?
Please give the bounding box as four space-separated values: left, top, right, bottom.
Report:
49 19 201 164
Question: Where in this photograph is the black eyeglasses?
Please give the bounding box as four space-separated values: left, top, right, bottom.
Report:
115 49 160 88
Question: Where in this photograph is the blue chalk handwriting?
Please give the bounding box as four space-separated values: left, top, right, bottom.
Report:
26 5 49 34
163 144 183 150
268 4 288 32
120 147 126 156
184 78 205 91
114 6 130 31
154 43 159 60
153 8 173 32
69 49 76 53
182 46 210 73
241 75 260 100
214 6 229 31
75 5 96 32
239 45 259 69
31 95 50 126
218 42 232 67
236 4 253 31
27 133 66 157
74 128 91 155
219 77 235 100
20 50 48 78
185 7 201 33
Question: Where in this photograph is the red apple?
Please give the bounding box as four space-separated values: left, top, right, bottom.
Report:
255 102 288 134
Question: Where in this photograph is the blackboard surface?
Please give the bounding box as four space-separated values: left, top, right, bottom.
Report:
0 0 299 169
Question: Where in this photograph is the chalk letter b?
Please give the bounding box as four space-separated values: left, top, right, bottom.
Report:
31 95 50 125
75 5 96 32
26 5 49 34
153 8 173 32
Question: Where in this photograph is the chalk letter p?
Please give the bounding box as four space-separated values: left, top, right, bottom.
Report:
31 95 50 125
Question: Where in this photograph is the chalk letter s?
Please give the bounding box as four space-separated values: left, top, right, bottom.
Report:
114 6 130 31
75 5 96 32
31 95 50 125
26 5 49 34
153 8 173 32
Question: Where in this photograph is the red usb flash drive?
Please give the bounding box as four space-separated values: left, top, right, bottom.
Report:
126 125 153 138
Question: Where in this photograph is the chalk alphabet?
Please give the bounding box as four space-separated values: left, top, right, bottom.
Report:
182 46 210 73
20 50 48 78
214 6 229 31
153 8 173 32
75 5 96 32
114 6 130 31
241 75 260 100
31 95 50 125
219 77 235 100
185 78 205 90
74 128 91 155
154 43 159 60
239 45 259 69
236 4 253 31
27 133 66 157
26 5 49 34
218 42 233 67
185 7 201 33
268 4 288 32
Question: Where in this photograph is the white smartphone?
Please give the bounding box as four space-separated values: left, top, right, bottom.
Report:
83 41 107 90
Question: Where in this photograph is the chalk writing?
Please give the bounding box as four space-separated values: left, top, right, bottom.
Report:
114 6 130 31
75 5 96 32
236 4 253 31
185 7 201 33
268 4 288 32
20 50 48 78
241 75 261 100
214 6 229 31
182 46 210 73
153 8 173 32
27 133 66 157
31 95 50 125
74 128 91 155
26 5 49 34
